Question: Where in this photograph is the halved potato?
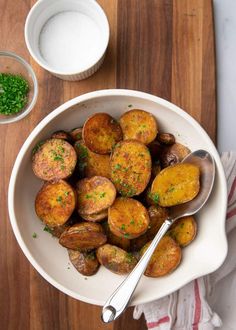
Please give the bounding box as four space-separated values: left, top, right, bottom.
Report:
32 138 77 181
51 130 71 141
103 221 130 251
110 140 151 197
83 113 123 154
120 109 158 145
157 133 175 145
35 180 76 227
147 205 168 239
151 163 200 207
74 141 111 179
141 236 182 277
59 222 107 251
160 142 190 168
70 127 83 141
96 244 137 275
167 216 197 247
80 209 108 222
68 249 99 276
76 176 116 215
108 197 150 239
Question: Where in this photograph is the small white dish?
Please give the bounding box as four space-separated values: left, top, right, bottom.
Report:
25 0 109 81
8 89 228 306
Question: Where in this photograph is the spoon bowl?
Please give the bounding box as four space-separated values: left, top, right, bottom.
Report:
102 149 215 323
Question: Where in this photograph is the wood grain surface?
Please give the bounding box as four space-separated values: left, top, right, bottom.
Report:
0 0 216 329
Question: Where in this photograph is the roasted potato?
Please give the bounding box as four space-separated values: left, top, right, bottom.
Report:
160 142 190 168
108 197 150 239
32 138 77 181
141 236 182 277
103 221 130 251
110 140 151 197
76 176 116 215
167 216 197 247
83 113 123 154
74 141 111 179
80 209 108 222
35 180 76 227
151 163 200 207
59 222 107 251
68 249 99 276
120 109 158 145
157 133 175 145
51 130 71 141
69 127 83 141
96 244 137 274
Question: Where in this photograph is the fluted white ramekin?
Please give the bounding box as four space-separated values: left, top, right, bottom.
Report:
24 0 109 81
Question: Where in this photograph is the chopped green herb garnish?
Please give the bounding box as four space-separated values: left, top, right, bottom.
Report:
32 141 45 155
85 194 92 199
130 219 135 225
126 252 134 263
43 225 53 234
121 224 126 230
64 191 69 196
99 192 106 198
60 165 65 170
128 104 133 108
32 232 37 238
54 154 64 162
58 146 65 153
75 143 88 159
124 233 130 238
0 73 29 115
56 196 62 202
114 163 121 170
148 192 159 204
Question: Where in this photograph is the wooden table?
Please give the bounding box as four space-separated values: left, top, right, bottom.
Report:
0 1 216 329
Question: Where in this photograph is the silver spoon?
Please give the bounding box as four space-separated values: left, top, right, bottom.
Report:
101 149 215 323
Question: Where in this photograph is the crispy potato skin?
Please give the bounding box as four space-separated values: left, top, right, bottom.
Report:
141 236 182 277
103 221 130 251
157 133 175 145
59 222 107 251
83 113 123 154
120 109 158 145
110 140 151 197
168 216 197 247
74 141 111 179
68 250 99 276
80 209 108 222
160 142 190 168
108 197 150 239
32 138 77 181
151 163 200 207
70 127 83 141
96 244 137 274
35 180 76 227
76 176 116 215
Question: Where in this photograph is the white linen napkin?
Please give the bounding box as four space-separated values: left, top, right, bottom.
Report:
133 152 236 330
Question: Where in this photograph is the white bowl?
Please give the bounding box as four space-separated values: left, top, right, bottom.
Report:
8 89 228 306
25 0 109 81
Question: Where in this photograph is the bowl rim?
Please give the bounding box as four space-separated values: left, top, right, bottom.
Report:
8 89 228 305
24 0 110 76
0 50 38 124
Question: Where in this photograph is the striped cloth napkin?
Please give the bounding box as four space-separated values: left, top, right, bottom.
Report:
133 152 236 330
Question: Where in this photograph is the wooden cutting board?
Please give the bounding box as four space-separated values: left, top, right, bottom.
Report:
0 0 216 329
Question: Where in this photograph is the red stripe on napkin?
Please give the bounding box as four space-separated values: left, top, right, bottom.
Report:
193 279 201 330
227 207 236 220
228 177 236 203
147 316 170 329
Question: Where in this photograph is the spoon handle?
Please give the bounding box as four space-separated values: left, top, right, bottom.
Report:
101 218 173 323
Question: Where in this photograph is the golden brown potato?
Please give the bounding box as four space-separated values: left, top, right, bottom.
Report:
51 130 71 141
32 138 77 181
96 244 137 275
151 163 200 207
110 140 151 197
74 141 111 179
103 221 130 251
80 209 108 222
141 236 182 277
120 109 158 145
160 142 191 168
68 249 99 276
76 176 116 215
157 133 175 145
43 216 77 238
167 216 197 247
35 180 76 227
108 197 150 239
83 113 123 154
59 222 107 251
69 127 83 141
